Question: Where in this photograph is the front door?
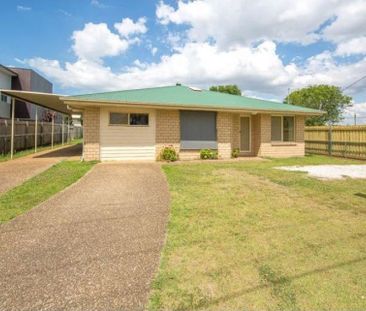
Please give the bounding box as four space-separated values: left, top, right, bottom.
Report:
240 116 251 152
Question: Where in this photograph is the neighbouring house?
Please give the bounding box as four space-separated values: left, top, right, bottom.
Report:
0 65 17 118
0 64 62 121
2 84 322 161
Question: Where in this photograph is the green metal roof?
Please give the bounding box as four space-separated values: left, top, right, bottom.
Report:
66 85 322 114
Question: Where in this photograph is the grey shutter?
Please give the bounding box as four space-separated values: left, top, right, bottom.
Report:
180 111 217 149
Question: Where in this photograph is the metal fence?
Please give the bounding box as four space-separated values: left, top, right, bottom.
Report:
305 125 366 160
0 119 83 155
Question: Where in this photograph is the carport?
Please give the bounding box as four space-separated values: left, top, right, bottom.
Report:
0 90 74 159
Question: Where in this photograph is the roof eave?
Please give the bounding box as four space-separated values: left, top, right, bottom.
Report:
62 97 324 116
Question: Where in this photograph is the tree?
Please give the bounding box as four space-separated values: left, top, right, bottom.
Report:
284 85 352 126
209 85 242 96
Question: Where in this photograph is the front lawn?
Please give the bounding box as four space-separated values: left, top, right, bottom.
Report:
0 160 96 223
149 155 366 310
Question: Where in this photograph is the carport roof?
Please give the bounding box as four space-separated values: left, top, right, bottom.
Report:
0 90 70 115
65 85 323 115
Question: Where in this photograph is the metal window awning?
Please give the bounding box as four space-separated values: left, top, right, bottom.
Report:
0 89 71 114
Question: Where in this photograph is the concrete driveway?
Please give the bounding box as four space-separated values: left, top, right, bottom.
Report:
0 163 170 311
0 144 82 194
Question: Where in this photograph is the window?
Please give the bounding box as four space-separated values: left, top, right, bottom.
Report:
109 112 149 126
109 112 128 125
130 113 149 126
271 116 282 141
283 116 294 141
1 94 8 103
271 116 295 142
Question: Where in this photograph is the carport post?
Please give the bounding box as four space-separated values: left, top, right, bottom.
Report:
67 117 70 143
61 117 64 145
51 113 54 149
10 97 15 159
34 107 38 153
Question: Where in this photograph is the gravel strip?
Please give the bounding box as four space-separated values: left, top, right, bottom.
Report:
276 164 366 179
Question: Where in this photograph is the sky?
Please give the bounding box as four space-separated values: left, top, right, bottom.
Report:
1 0 366 123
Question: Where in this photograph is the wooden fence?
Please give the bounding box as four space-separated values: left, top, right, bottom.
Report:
305 125 366 159
0 119 83 155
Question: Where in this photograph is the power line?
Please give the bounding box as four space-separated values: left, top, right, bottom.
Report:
342 74 366 91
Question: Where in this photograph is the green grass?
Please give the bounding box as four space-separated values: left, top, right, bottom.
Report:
149 155 366 310
0 160 95 223
0 138 82 162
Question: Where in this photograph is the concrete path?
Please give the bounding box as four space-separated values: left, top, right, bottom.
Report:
0 163 170 311
0 144 82 194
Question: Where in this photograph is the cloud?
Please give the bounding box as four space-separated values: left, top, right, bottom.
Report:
58 9 72 17
335 37 366 56
90 0 108 9
22 0 366 102
114 17 147 38
151 47 158 56
17 5 31 11
321 0 366 43
342 102 366 124
24 38 366 98
71 23 129 61
155 0 337 46
344 102 366 116
156 0 366 51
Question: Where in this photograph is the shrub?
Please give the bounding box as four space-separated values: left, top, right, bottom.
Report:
160 146 178 162
232 148 240 158
200 149 218 160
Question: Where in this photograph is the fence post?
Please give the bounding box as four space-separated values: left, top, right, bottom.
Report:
328 124 332 156
51 114 54 149
34 107 38 152
10 98 15 159
61 117 64 145
67 117 70 143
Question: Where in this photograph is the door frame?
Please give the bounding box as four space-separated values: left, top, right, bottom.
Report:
239 115 251 152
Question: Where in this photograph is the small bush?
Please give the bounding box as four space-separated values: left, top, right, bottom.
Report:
200 149 218 160
232 148 240 158
160 146 178 162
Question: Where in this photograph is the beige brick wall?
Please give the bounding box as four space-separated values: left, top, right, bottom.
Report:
83 107 100 161
295 115 305 142
257 114 305 157
217 112 234 159
155 109 180 159
251 114 261 155
231 114 240 150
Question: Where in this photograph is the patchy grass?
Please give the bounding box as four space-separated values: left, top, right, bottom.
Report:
0 139 82 162
149 155 366 310
0 160 95 223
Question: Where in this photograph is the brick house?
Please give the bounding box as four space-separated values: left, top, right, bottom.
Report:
2 85 322 161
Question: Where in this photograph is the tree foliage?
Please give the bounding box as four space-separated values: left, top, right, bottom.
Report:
209 85 242 96
284 85 352 126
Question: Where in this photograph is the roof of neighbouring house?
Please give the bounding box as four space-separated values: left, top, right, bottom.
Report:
64 85 322 115
0 64 18 77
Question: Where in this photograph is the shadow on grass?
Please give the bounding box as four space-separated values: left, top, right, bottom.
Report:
355 193 366 199
195 256 366 309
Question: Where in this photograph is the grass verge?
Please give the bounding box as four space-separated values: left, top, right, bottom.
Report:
0 139 82 162
0 160 96 223
149 155 366 310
